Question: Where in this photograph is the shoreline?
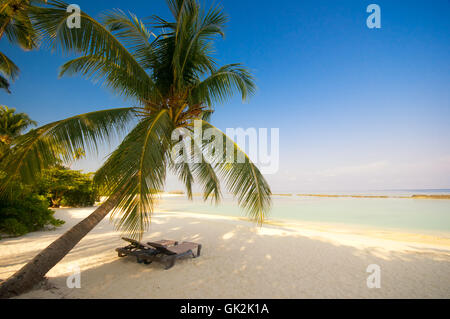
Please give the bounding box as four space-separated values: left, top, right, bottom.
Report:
159 209 450 252
157 193 450 200
296 194 450 199
283 194 450 200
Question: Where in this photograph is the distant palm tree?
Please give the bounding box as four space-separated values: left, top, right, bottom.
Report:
0 105 36 142
0 0 271 297
0 0 46 92
0 105 36 156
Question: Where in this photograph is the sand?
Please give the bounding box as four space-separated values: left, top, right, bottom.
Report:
1 207 449 299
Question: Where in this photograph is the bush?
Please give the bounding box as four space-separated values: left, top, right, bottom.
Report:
0 218 28 236
37 166 97 208
61 187 96 207
0 192 65 237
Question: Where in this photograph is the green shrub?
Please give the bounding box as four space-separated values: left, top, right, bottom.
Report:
61 188 96 207
0 193 65 237
0 218 28 236
37 166 97 208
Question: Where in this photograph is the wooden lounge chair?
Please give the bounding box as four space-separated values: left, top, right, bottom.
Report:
143 241 202 269
116 238 178 264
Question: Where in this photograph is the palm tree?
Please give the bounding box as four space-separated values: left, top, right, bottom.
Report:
0 0 45 92
0 105 36 156
0 0 271 298
0 105 36 143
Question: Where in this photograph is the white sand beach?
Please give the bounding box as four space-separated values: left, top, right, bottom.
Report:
1 207 449 299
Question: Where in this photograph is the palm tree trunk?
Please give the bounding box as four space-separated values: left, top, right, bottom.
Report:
0 192 121 299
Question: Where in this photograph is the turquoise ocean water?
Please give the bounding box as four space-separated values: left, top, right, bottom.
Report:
157 190 450 234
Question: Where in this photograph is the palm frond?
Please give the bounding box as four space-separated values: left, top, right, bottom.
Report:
0 51 19 81
191 63 256 106
31 0 159 100
0 105 37 138
169 128 220 202
0 107 135 193
178 3 227 75
196 120 271 223
59 55 157 102
0 74 11 93
94 110 174 239
149 0 224 93
172 161 194 199
101 9 157 70
171 0 227 90
186 128 221 203
0 0 40 50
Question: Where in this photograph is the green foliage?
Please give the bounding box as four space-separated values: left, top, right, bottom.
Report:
0 218 28 236
0 190 64 237
0 105 37 148
37 166 97 208
0 106 66 237
196 121 272 224
0 0 46 93
95 110 174 237
0 107 135 192
0 53 19 93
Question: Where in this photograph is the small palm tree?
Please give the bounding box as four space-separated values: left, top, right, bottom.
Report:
0 105 36 143
0 0 271 297
0 0 45 92
0 105 36 156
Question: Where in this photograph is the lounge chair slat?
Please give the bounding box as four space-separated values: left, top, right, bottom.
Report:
121 237 155 250
166 242 199 255
147 240 178 248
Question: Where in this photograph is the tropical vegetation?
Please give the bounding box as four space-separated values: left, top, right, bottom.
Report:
0 185 64 237
0 105 36 155
37 165 96 208
0 107 63 238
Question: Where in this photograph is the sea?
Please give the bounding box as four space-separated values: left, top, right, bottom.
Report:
157 189 450 234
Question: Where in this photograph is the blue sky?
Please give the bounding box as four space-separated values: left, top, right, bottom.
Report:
1 0 449 192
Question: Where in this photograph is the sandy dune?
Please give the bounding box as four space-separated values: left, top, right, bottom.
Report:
1 208 449 299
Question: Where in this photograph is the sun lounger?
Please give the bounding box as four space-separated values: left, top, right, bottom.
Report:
143 241 202 269
116 238 178 264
